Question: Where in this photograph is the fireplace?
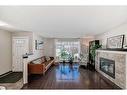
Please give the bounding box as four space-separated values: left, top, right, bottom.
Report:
100 57 115 78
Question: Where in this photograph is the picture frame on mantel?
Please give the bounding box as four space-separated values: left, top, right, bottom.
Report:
107 35 124 49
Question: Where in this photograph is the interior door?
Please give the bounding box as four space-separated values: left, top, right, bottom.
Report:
12 37 29 72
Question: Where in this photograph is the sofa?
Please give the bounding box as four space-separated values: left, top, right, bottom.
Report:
28 56 54 75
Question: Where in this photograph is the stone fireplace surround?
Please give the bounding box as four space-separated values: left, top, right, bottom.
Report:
95 50 127 89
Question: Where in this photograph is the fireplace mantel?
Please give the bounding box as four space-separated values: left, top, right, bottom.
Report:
96 49 127 54
95 50 127 89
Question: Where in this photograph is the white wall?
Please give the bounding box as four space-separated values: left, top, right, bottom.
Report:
23 33 45 84
95 23 127 48
32 33 45 58
80 37 95 47
43 38 55 57
79 37 94 62
23 32 46 60
0 29 12 75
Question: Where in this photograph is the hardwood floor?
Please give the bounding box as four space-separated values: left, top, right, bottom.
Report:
22 63 120 89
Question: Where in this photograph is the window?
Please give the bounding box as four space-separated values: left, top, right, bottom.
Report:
55 40 80 62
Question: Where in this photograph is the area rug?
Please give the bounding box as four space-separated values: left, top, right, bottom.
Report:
0 72 23 83
0 78 23 89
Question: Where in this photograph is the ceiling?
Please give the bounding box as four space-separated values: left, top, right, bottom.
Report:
0 6 127 38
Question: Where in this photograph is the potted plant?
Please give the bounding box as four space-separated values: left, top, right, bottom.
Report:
90 44 102 62
60 48 68 63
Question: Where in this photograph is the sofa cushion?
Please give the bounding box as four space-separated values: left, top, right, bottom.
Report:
45 56 51 61
41 57 45 63
32 59 42 64
43 60 52 66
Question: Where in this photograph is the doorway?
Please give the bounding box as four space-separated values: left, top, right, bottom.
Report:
12 37 29 72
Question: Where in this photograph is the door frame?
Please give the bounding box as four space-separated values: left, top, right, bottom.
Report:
12 36 29 72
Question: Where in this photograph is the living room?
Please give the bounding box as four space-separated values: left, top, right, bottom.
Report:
0 3 127 94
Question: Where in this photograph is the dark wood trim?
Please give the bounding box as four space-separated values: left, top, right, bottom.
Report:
122 35 125 48
97 48 127 51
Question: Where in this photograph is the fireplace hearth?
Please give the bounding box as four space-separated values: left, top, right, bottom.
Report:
100 57 115 78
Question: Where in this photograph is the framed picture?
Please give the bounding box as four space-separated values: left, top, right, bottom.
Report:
107 35 124 49
35 40 44 50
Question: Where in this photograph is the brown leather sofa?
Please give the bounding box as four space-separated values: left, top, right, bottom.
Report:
28 56 54 75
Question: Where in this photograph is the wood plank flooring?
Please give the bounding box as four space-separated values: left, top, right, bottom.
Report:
22 63 120 89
